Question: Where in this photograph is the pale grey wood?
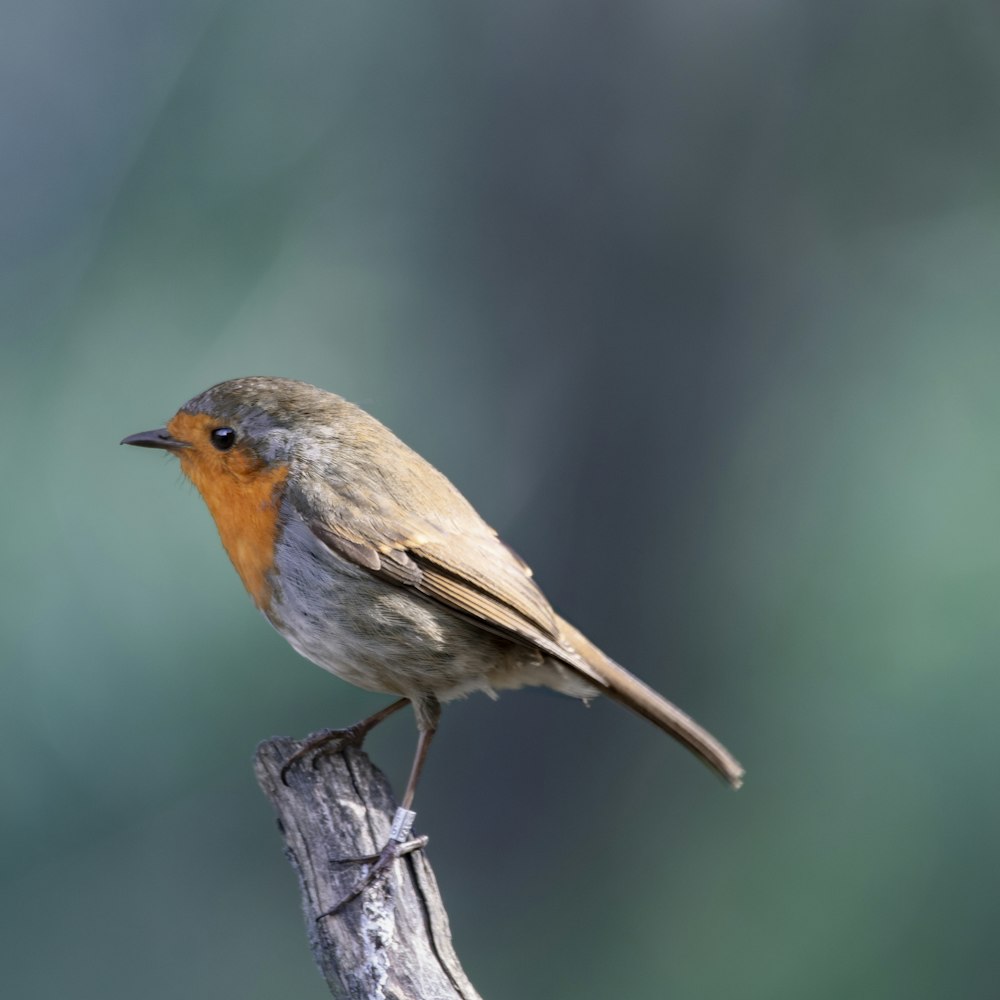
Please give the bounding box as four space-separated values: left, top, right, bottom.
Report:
254 737 483 1000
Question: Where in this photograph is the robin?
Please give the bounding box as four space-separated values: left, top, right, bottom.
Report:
123 376 743 905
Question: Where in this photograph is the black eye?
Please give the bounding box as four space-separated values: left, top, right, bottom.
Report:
210 427 236 451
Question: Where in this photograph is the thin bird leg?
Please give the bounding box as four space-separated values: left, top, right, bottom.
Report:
401 720 437 810
280 696 409 785
320 696 440 918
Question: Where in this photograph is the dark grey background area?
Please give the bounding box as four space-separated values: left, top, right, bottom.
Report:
4 2 1000 997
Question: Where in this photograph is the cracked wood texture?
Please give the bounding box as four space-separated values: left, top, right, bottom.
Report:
255 737 483 1000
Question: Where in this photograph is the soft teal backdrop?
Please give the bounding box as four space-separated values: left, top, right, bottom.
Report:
3 2 1000 997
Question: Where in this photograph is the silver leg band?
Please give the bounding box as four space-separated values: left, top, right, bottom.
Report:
389 807 417 843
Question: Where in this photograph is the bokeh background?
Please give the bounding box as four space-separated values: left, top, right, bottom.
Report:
4 1 1000 997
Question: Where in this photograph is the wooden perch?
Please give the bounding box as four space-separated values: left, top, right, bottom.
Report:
254 737 483 1000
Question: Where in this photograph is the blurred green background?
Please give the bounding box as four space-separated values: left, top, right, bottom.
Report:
3 1 1000 997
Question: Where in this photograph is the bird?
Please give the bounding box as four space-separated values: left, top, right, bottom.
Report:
123 376 743 903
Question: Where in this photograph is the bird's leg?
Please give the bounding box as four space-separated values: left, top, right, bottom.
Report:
280 696 409 785
400 695 439 810
319 695 440 918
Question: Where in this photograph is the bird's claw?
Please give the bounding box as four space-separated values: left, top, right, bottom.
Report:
318 835 429 918
279 724 366 785
317 807 427 918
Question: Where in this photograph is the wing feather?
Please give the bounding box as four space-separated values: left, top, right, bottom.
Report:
304 514 606 687
290 410 605 687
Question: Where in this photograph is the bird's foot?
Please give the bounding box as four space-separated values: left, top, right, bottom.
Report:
317 808 427 918
279 723 369 785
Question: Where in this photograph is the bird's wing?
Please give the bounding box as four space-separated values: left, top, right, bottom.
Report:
297 479 608 688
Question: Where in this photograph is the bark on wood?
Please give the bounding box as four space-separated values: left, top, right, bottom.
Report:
254 737 483 1000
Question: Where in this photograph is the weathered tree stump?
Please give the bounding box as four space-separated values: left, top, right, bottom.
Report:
254 737 483 1000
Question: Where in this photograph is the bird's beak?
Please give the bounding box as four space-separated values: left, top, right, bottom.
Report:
120 428 189 451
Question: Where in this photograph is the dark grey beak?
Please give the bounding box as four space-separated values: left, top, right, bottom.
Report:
120 428 189 451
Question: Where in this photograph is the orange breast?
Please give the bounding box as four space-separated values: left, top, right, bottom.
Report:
168 411 289 610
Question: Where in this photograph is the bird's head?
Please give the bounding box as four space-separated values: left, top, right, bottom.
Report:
121 376 353 480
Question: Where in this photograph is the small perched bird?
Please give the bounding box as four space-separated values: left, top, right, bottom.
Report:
123 377 743 899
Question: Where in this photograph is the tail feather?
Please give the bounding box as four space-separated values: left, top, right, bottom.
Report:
556 616 744 789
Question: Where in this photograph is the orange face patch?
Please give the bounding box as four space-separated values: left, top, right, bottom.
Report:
167 411 289 609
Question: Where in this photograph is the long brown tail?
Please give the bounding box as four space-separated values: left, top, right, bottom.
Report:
556 616 745 789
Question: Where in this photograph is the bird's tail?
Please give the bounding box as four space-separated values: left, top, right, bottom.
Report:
556 616 744 789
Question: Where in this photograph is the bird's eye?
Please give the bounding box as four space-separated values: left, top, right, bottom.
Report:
210 427 236 451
